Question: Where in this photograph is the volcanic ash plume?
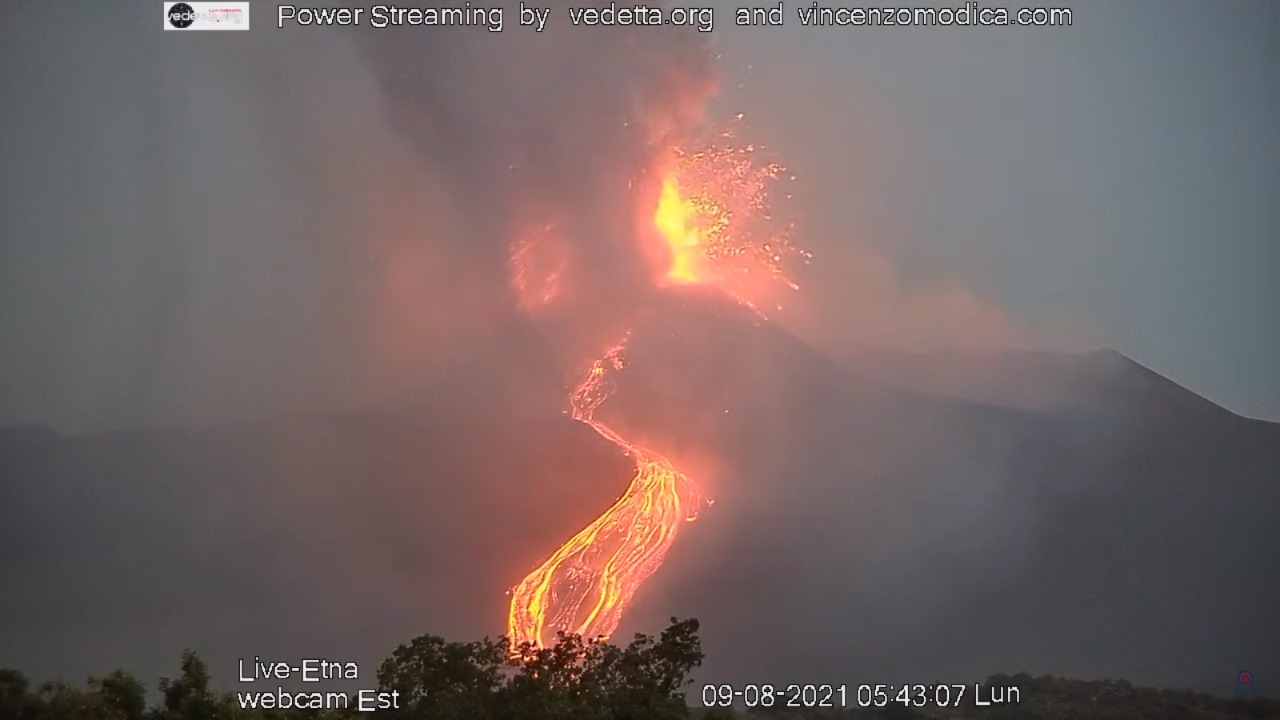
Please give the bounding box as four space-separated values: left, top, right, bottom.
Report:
354 6 717 352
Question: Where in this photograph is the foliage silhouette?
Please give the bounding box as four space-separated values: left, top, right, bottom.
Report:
4 621 1278 719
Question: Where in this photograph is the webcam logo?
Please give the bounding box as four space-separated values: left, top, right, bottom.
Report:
167 2 195 28
163 2 250 30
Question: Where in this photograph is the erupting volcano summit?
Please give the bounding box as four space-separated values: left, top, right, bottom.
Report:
506 124 808 648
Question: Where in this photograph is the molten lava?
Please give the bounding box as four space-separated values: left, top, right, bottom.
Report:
650 135 808 311
654 177 705 284
507 119 806 649
507 338 701 647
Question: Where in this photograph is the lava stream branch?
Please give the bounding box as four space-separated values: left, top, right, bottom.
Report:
507 339 701 649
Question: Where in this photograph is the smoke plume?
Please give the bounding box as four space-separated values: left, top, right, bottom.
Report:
352 3 718 363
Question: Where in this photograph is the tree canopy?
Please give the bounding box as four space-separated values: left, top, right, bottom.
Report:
4 618 1278 719
0 618 703 720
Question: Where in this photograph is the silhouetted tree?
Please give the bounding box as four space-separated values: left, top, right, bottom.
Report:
0 669 35 720
5 621 1279 719
156 652 223 720
90 671 146 720
375 635 508 720
375 617 703 720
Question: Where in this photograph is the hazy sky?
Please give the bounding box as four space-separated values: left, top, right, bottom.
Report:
0 0 1276 430
713 0 1280 419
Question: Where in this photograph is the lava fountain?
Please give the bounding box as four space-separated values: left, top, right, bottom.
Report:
507 120 807 649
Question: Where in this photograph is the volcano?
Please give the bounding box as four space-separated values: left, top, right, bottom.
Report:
1 296 1276 696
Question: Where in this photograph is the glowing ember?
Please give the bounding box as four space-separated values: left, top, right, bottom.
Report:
509 222 567 315
507 117 807 649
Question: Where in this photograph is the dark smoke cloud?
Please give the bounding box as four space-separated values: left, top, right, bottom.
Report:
0 1 719 431
351 3 717 358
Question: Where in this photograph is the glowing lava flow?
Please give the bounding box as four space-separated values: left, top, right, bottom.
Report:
507 123 805 650
507 338 700 648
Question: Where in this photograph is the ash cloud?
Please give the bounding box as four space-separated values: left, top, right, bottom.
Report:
0 1 718 432
350 2 717 361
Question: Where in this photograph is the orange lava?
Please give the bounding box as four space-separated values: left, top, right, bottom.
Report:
650 136 808 311
507 338 701 647
507 122 806 649
653 177 706 285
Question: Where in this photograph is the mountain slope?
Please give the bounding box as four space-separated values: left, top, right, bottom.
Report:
838 345 1241 421
1 298 1275 696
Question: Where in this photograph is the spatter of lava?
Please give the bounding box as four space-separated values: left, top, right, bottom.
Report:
507 119 805 649
652 119 810 313
509 221 567 316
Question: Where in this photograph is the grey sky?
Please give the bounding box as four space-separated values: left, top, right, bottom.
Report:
0 0 1276 430
715 0 1279 418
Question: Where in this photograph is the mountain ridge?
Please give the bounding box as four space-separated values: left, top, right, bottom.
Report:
1 310 1275 697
